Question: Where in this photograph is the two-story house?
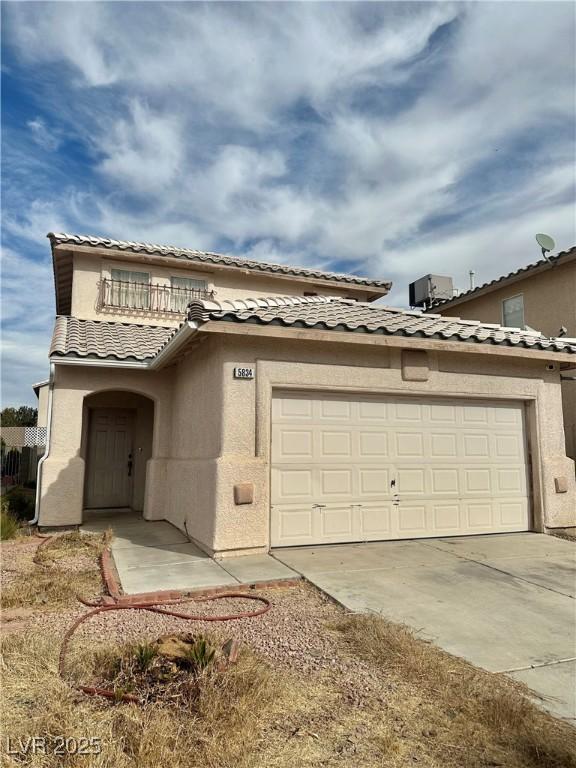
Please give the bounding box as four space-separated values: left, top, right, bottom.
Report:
426 246 576 464
34 233 576 555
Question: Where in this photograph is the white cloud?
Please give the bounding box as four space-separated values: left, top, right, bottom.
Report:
1 2 575 403
27 118 61 151
1 247 54 406
97 100 186 191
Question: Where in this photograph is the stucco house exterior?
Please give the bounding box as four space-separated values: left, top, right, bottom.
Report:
35 233 576 555
426 246 576 463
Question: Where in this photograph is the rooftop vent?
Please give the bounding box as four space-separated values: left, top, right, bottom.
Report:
409 274 454 309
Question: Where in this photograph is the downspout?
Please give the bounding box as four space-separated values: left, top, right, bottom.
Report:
30 362 55 526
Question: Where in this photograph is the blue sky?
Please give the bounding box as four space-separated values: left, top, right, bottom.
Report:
1 1 575 407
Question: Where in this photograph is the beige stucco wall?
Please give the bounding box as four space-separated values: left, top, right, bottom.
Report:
435 259 576 461
70 252 371 326
38 365 174 526
39 332 576 550
166 333 575 556
438 259 576 338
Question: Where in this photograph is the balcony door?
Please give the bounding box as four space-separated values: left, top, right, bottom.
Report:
110 269 150 309
85 409 134 508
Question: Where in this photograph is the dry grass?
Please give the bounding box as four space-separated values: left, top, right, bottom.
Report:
1 532 106 610
1 568 102 609
335 614 576 768
0 510 20 540
34 530 110 564
1 534 575 767
1 630 296 768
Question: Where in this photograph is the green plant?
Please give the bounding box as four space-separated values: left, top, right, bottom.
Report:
134 643 158 672
0 508 20 540
183 636 216 673
4 487 35 521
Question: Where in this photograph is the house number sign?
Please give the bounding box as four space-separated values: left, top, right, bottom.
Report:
233 366 254 379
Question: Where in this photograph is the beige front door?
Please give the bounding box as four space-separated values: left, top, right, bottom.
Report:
271 393 530 547
85 409 134 508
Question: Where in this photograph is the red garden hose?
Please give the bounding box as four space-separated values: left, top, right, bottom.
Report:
36 534 271 704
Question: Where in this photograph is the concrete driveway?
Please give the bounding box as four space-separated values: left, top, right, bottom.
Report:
274 533 576 721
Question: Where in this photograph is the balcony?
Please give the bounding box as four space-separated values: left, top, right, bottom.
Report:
98 278 214 315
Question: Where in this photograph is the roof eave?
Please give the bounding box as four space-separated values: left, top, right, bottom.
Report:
49 239 390 299
427 248 576 313
197 317 576 363
48 320 200 370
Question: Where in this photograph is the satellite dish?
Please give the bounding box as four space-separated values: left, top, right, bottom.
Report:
536 233 555 256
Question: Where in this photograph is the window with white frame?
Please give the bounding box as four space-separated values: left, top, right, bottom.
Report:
170 276 208 312
111 269 150 309
502 294 524 328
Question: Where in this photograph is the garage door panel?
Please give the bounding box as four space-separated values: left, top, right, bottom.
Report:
431 468 460 494
496 467 526 494
430 432 458 458
320 430 352 457
397 505 428 533
320 468 353 497
320 399 351 420
271 394 530 547
359 468 391 496
320 506 354 537
433 504 462 531
430 403 458 423
275 505 314 544
358 401 388 420
360 503 393 535
397 467 426 494
500 501 527 526
394 402 423 421
359 431 389 457
272 467 313 500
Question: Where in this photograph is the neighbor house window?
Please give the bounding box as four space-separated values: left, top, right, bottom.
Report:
111 269 150 309
502 295 524 328
170 276 207 312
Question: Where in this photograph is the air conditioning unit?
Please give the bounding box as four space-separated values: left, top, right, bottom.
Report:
409 274 454 309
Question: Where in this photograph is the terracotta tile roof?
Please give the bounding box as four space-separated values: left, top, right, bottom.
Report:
49 296 576 365
48 232 391 291
50 316 175 361
428 245 576 309
187 295 576 354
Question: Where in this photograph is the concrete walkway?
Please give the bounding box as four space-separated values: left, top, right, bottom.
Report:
82 510 296 594
274 533 576 722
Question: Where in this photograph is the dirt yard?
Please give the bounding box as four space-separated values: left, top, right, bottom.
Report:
1 532 575 768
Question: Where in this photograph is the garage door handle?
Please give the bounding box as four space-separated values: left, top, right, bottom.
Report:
312 504 326 509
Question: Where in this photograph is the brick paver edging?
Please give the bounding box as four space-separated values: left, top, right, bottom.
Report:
100 546 301 605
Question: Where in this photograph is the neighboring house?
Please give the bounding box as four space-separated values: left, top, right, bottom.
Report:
426 246 576 463
35 232 576 554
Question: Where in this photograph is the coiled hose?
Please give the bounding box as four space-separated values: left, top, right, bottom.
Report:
34 534 271 704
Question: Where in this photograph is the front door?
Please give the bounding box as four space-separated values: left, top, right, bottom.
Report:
85 409 134 508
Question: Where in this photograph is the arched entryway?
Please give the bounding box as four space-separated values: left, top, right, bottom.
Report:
82 391 155 515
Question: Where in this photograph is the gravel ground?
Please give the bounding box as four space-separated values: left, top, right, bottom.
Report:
0 536 41 587
1 535 387 703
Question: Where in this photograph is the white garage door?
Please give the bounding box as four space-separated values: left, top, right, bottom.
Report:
271 393 530 547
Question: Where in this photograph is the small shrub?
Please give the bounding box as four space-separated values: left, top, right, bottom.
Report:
4 487 35 521
134 643 158 672
0 508 20 540
183 636 217 674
